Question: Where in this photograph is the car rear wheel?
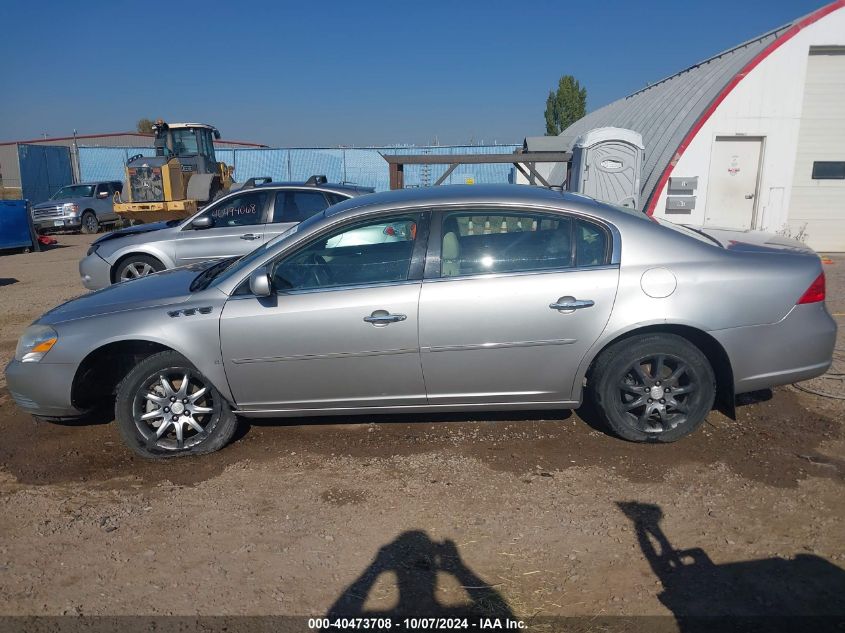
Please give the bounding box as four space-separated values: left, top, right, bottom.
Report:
589 334 716 442
115 351 238 458
80 211 99 234
115 255 164 282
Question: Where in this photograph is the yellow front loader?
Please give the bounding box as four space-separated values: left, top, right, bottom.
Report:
114 121 234 224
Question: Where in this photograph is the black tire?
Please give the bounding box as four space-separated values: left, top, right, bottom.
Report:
80 211 99 234
209 179 224 201
589 334 716 443
115 254 165 282
115 351 238 458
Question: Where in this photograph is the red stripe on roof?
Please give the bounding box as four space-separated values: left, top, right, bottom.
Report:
645 0 845 215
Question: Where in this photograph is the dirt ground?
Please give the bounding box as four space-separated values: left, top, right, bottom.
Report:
0 234 843 628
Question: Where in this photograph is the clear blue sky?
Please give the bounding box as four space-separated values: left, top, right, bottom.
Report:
0 0 826 147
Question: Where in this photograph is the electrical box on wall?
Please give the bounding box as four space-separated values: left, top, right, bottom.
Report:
569 127 644 209
668 177 698 194
665 176 698 214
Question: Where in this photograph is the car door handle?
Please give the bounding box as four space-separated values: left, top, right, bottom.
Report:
240 233 261 240
363 311 407 326
549 298 595 311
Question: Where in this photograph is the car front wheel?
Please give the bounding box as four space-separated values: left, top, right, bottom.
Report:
80 211 99 234
115 255 164 282
115 351 238 458
589 334 716 442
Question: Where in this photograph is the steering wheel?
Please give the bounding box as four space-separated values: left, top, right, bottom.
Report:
306 253 335 287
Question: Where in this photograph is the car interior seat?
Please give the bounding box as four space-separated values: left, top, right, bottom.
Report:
441 232 461 277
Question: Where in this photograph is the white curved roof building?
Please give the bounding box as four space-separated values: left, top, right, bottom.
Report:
561 0 845 251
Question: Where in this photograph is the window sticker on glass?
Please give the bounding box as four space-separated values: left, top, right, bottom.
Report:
213 202 259 220
207 193 266 227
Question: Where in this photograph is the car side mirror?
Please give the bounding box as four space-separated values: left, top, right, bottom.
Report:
249 267 272 297
192 216 214 230
97 191 109 199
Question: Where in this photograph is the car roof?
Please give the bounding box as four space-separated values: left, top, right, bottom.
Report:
72 180 121 186
323 184 610 217
255 181 374 196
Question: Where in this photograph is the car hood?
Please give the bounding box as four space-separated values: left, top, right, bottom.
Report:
688 226 817 255
38 264 209 325
91 220 178 248
33 198 86 208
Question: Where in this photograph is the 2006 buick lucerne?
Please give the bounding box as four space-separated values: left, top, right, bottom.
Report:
5 185 836 458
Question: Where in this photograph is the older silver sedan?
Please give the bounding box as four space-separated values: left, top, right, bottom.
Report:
5 185 836 458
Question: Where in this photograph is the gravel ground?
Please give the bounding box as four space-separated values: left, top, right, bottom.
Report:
0 234 843 627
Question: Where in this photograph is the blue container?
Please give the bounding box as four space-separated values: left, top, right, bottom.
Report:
0 200 36 252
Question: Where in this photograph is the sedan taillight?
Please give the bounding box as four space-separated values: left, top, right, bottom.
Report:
797 272 825 304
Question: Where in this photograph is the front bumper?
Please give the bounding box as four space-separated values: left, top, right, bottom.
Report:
33 216 82 232
712 302 837 394
5 359 84 419
79 251 112 290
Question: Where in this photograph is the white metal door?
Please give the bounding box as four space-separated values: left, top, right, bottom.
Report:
704 137 763 230
788 48 845 252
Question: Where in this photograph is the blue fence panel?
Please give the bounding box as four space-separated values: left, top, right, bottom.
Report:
230 149 290 182
340 149 392 191
77 144 524 193
214 149 235 173
78 147 155 182
288 149 345 183
18 144 73 204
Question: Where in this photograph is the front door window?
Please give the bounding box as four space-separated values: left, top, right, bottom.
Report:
201 192 268 228
272 214 420 291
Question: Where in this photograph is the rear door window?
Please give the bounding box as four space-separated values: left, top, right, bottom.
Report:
438 210 609 277
272 190 331 223
326 192 352 205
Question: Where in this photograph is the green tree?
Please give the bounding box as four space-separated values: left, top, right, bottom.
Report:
544 76 587 136
136 118 155 134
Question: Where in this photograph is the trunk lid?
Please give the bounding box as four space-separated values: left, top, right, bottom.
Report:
685 226 817 255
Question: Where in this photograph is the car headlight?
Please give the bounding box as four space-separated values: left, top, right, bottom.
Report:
63 203 79 215
15 325 58 363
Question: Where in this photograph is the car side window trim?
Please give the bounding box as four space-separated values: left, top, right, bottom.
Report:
232 278 423 299
424 207 616 280
421 263 620 285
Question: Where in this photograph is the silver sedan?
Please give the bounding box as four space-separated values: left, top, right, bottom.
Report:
6 185 836 458
78 181 373 290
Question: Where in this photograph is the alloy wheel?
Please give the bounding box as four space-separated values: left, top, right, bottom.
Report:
617 354 697 433
120 262 156 280
132 369 217 451
84 214 98 233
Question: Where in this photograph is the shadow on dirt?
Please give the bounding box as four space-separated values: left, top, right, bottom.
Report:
618 501 845 631
0 278 18 287
325 530 514 621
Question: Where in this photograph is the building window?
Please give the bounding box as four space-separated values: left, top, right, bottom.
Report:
811 161 845 180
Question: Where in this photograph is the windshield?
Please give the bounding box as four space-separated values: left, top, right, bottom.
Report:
171 129 199 155
50 184 94 200
202 211 328 290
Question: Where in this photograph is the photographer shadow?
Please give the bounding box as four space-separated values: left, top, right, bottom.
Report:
325 530 514 620
618 501 845 632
